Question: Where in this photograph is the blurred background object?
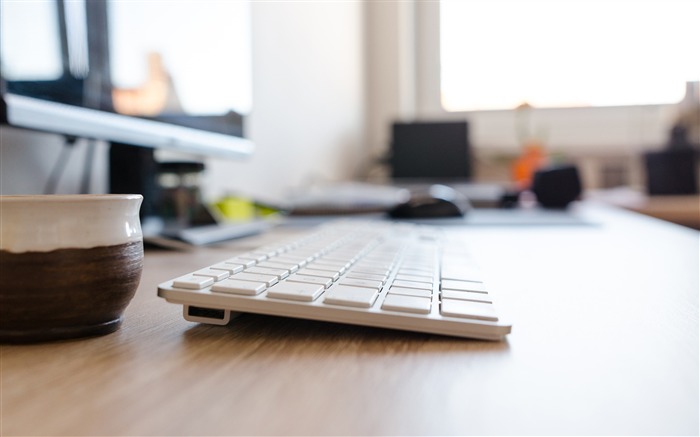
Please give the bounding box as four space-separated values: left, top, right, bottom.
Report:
3 0 699 230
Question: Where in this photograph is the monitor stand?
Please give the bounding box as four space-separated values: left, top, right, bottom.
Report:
108 142 270 248
109 142 161 219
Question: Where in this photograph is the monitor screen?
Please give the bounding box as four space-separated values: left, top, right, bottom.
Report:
0 0 254 158
391 121 471 181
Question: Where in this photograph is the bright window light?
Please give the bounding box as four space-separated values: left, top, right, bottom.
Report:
440 0 700 111
0 0 62 81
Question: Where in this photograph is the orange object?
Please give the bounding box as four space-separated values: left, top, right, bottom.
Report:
512 141 547 190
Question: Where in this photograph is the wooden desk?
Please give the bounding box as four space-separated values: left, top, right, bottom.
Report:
628 195 700 230
2 204 698 435
587 188 700 229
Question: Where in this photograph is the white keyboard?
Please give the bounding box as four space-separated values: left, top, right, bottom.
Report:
157 221 512 340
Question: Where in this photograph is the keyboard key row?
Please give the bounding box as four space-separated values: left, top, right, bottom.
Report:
174 270 497 321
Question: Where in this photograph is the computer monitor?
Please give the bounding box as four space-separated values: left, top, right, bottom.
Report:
1 0 254 217
391 120 471 181
1 93 253 159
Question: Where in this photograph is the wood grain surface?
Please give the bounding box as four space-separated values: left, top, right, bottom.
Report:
1 205 697 435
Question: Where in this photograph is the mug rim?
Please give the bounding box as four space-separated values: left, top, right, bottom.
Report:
0 194 142 203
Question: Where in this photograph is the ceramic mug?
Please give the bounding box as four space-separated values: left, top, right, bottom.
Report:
0 194 144 342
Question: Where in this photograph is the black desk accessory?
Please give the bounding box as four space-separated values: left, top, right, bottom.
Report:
499 164 582 209
531 164 582 208
644 125 699 195
390 121 471 181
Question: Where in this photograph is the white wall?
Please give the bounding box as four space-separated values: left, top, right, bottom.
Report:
201 1 366 203
0 127 110 195
1 2 366 202
364 1 413 163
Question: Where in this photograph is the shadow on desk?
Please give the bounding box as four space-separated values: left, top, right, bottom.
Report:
284 205 598 229
181 313 511 355
402 206 598 227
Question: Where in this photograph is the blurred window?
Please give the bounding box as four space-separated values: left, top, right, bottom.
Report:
1 0 62 80
108 0 252 116
440 0 700 111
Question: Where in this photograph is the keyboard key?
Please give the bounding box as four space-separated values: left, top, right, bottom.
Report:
288 250 319 262
381 294 431 314
388 286 432 298
192 268 230 281
212 278 266 295
312 261 348 274
306 264 345 275
231 272 279 287
286 274 333 289
267 282 324 302
345 271 387 283
323 285 379 308
268 256 307 268
338 278 383 290
246 266 290 280
257 260 299 274
298 268 340 282
441 279 487 293
210 262 245 274
172 275 214 290
399 267 433 276
314 258 352 267
321 256 355 266
441 289 492 303
349 266 391 276
278 254 314 265
395 273 433 283
356 259 394 269
441 299 498 321
391 279 433 291
257 248 282 257
225 257 256 268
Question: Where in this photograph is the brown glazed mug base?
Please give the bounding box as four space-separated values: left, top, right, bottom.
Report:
0 241 143 344
0 318 123 343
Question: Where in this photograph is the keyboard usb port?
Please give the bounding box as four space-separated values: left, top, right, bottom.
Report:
184 305 234 325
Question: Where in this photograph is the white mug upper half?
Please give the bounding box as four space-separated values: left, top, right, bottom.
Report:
0 194 143 253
